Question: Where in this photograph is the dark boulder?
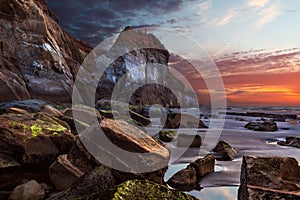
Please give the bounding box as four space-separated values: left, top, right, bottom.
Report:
191 155 215 177
129 110 151 126
212 141 238 161
244 121 278 132
0 109 74 190
167 155 215 191
238 156 300 200
177 134 202 148
47 166 116 200
166 165 198 191
278 136 300 148
159 130 177 142
163 113 208 129
9 180 45 200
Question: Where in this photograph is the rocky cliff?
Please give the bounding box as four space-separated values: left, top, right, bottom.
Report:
0 0 91 103
78 28 185 108
0 0 188 108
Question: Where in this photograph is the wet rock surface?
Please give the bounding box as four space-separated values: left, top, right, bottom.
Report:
167 155 215 191
278 136 300 148
105 179 197 200
163 113 208 129
212 141 238 161
0 0 91 103
167 165 198 191
177 134 202 148
238 156 300 200
244 121 278 132
0 108 74 190
47 166 116 200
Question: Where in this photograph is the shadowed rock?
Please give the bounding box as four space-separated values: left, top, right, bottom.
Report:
212 141 238 161
191 155 215 177
49 118 170 190
129 110 151 126
0 109 74 190
238 156 300 200
9 180 45 200
47 166 116 200
86 179 197 200
177 134 202 148
163 113 208 129
0 0 91 103
167 165 198 191
159 130 177 142
167 155 215 191
278 136 300 148
244 121 278 132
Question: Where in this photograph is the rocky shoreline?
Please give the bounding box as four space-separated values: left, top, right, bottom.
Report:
1 1 300 199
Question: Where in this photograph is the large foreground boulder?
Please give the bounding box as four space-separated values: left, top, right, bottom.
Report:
238 156 300 200
212 141 238 161
0 109 74 190
244 121 278 132
49 137 99 190
98 119 169 183
49 118 170 190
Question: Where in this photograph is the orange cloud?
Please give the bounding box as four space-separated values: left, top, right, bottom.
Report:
224 72 300 106
169 50 300 106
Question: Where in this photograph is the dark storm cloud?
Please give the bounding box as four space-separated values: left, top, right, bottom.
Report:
47 0 184 45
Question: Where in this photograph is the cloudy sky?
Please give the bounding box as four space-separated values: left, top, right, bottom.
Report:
48 0 300 106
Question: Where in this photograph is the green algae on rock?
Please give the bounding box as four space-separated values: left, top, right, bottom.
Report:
107 180 197 200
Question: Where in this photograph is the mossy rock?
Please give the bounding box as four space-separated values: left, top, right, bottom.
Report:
159 130 177 142
107 180 196 200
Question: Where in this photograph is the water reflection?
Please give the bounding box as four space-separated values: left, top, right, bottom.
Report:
164 163 189 182
164 163 237 200
188 187 238 200
164 163 223 182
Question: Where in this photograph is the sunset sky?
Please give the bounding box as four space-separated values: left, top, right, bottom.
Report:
49 0 300 106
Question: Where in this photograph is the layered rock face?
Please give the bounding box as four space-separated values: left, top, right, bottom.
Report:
0 0 191 108
238 156 300 200
77 28 188 108
0 0 91 103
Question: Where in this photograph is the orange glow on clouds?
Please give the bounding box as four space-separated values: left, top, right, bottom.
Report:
223 72 300 106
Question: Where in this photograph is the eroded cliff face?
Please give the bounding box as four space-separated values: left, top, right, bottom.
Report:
0 0 189 107
0 0 91 103
79 29 185 107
